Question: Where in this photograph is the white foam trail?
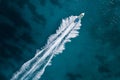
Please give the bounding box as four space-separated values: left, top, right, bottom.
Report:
11 13 84 80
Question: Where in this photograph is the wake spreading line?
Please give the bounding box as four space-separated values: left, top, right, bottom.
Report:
11 13 84 80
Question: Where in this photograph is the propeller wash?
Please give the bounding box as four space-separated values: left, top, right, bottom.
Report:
11 13 85 80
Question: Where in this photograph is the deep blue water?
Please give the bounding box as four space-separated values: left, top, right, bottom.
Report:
0 0 120 80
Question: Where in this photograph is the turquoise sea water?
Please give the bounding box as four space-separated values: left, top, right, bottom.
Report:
0 0 120 80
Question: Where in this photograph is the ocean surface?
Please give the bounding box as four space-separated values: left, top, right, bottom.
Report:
0 0 120 80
